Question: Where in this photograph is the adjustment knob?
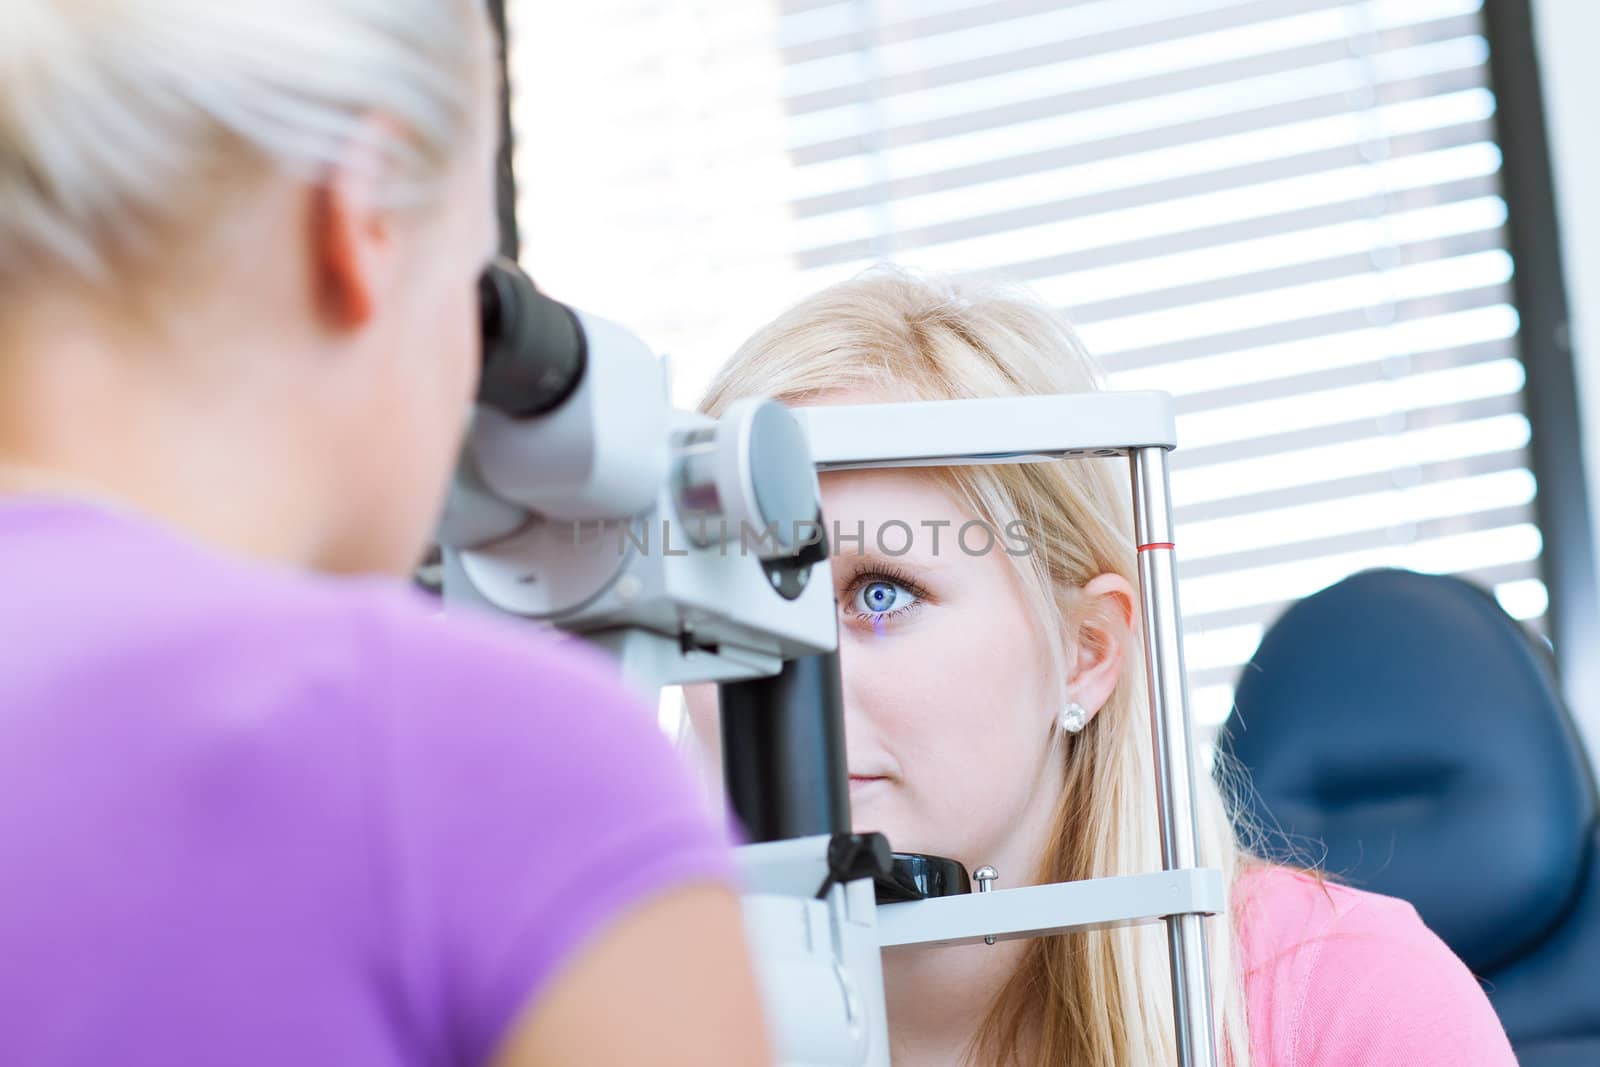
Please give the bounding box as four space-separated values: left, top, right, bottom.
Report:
675 397 820 560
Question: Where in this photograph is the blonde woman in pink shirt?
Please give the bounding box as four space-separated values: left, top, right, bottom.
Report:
685 266 1518 1066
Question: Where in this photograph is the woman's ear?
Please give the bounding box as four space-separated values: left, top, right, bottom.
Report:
306 117 406 329
1065 572 1137 725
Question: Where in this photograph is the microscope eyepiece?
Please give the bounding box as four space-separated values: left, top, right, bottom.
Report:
477 257 588 418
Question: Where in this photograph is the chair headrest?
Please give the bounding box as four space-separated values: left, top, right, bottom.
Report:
1220 569 1595 972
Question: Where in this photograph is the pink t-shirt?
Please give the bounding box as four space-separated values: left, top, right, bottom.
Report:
1236 866 1517 1066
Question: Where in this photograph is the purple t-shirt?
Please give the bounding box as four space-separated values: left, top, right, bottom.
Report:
0 497 737 1066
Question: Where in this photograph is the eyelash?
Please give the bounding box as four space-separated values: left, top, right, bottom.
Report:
841 563 932 622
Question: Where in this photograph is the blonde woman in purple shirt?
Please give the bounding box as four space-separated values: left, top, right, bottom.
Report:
0 3 767 1066
686 267 1519 1066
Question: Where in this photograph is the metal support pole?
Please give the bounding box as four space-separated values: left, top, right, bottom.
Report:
1130 447 1218 1067
720 651 852 844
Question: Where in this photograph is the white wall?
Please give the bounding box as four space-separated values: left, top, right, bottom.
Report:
1528 0 1600 748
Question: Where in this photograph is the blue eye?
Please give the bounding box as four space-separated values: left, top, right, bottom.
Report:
853 579 918 618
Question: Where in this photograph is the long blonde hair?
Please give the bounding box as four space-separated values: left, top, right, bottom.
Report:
701 266 1256 1066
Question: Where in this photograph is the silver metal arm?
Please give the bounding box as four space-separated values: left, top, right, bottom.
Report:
1132 447 1218 1067
875 868 1223 948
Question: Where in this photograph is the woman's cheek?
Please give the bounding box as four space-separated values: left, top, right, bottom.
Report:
905 637 1028 844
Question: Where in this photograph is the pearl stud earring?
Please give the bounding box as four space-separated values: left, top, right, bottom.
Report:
1059 701 1089 733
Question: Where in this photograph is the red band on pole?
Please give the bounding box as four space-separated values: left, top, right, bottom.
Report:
1137 542 1175 552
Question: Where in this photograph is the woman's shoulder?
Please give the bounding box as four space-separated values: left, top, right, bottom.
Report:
1231 864 1517 1067
1233 864 1416 959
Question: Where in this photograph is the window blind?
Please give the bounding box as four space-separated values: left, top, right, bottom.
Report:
508 0 1545 731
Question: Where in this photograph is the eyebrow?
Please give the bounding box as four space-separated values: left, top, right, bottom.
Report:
829 544 956 571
